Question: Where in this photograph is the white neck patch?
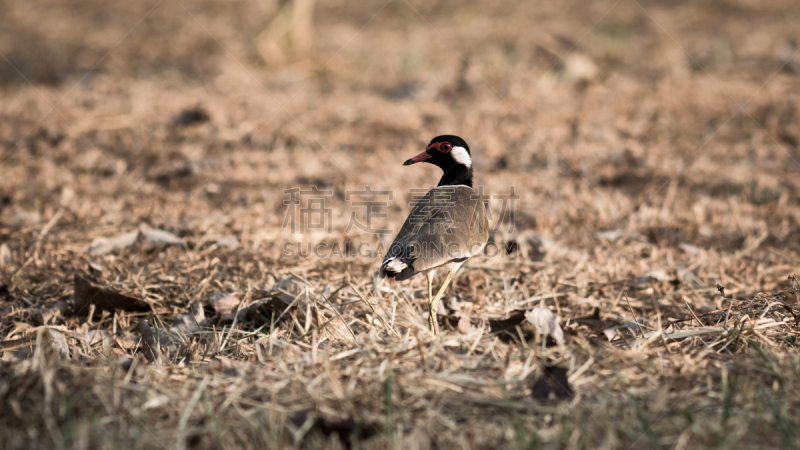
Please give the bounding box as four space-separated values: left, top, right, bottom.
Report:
450 146 471 168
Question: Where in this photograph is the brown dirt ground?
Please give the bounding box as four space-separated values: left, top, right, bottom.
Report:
2 0 800 448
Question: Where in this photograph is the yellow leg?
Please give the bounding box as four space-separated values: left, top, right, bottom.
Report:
427 272 433 308
428 268 457 335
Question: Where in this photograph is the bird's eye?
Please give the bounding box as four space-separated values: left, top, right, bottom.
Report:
440 142 453 152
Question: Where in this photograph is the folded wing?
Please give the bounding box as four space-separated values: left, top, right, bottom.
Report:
380 185 489 281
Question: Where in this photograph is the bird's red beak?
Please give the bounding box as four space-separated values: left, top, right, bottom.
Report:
403 149 432 166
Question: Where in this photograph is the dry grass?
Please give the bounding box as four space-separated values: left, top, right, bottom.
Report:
2 0 800 448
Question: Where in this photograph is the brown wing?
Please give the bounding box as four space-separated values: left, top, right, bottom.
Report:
380 185 489 280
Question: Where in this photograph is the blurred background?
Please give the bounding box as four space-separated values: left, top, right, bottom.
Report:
2 3 800 447
1 0 800 258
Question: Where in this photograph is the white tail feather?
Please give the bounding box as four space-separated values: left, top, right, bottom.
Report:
383 257 407 273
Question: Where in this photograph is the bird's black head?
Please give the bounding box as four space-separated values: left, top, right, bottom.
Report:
403 135 474 187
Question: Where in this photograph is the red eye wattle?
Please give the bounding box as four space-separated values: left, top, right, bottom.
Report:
440 142 453 153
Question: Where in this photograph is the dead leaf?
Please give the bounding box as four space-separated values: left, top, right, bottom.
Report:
198 355 243 376
319 316 356 343
0 243 11 265
173 302 206 332
143 394 171 410
10 209 41 225
88 226 183 255
172 107 210 126
73 329 113 349
457 316 473 334
659 327 725 340
638 268 676 286
489 310 533 342
524 307 565 346
216 235 239 248
287 411 381 448
138 319 158 362
137 319 176 363
558 53 598 83
211 294 240 316
255 336 305 361
74 274 150 313
89 231 138 255
602 319 646 342
2 329 71 361
596 230 626 240
143 228 183 246
116 338 136 350
531 365 573 401
34 301 68 325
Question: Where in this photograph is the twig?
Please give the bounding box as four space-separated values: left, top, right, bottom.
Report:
291 272 357 341
622 291 642 338
683 297 704 327
220 287 252 351
349 282 399 338
177 376 210 450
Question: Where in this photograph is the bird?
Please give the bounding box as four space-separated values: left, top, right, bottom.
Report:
379 135 489 335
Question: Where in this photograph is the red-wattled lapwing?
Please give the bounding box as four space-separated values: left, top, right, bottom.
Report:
380 135 489 335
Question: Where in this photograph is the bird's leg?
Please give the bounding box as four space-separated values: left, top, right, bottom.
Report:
426 271 436 333
427 271 434 310
428 267 457 335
